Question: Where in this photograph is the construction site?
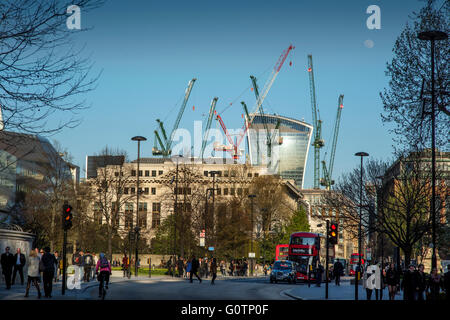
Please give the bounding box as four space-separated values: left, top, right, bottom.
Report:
150 44 344 191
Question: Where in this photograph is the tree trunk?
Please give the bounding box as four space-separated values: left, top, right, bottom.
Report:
403 246 412 268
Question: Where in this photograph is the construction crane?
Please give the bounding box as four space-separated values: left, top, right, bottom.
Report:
152 78 196 157
307 54 324 189
321 94 344 189
216 45 294 160
249 75 281 162
201 97 218 160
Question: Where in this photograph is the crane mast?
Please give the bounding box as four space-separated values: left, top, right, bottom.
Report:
307 54 324 189
201 97 218 160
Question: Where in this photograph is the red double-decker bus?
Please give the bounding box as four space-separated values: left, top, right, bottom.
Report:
275 244 289 261
349 253 365 276
288 232 322 281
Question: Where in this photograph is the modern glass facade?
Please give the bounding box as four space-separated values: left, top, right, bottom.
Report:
246 114 313 189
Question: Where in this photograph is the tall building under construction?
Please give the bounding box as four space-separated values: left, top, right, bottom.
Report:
246 114 313 189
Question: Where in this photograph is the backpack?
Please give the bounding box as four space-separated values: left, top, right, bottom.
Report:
99 258 109 269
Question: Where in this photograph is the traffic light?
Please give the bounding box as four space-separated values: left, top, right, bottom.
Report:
329 222 338 245
62 204 73 230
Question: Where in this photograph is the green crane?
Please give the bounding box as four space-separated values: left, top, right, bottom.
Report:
249 75 281 163
321 94 344 189
307 54 324 189
152 78 197 157
201 97 218 160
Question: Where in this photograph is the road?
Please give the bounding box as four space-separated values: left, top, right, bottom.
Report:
83 276 297 300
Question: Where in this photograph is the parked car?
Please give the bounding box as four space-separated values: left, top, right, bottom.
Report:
270 260 297 284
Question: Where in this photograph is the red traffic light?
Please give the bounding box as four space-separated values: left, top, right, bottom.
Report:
331 224 336 230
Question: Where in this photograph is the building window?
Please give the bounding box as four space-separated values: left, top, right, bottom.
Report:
224 188 228 196
247 173 252 178
139 170 143 177
131 170 136 176
151 187 156 195
138 202 147 228
254 173 259 177
230 188 235 196
224 171 229 177
115 172 119 177
216 188 221 196
152 170 156 177
125 203 133 229
144 187 149 195
159 170 163 175
145 170 150 177
237 188 243 196
94 202 102 225
204 171 208 177
152 203 161 228
124 188 129 195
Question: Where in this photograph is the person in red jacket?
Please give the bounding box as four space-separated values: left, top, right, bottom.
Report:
95 253 111 298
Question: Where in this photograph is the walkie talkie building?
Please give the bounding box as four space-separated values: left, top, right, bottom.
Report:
246 114 313 189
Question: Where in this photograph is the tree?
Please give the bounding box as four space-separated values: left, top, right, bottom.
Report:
0 0 103 136
380 0 449 152
89 147 135 261
280 207 310 244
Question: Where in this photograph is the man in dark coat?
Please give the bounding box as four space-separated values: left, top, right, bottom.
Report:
189 255 202 283
401 264 416 300
1 247 15 289
83 250 94 282
333 260 344 286
41 247 57 298
316 263 324 287
414 264 426 300
12 248 26 285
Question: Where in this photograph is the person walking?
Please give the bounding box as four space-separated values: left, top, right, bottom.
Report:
333 260 344 286
427 267 442 300
122 253 129 277
414 264 426 301
316 263 324 287
41 247 56 298
12 248 26 286
177 257 184 278
83 250 94 282
1 246 15 289
54 251 61 282
24 249 41 299
401 264 416 301
220 260 225 276
186 258 192 279
95 253 111 298
385 263 400 300
210 257 217 285
189 255 202 283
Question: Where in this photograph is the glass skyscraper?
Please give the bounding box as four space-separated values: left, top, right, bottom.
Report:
246 114 312 189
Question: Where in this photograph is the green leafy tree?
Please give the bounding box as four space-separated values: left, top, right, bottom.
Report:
280 207 310 244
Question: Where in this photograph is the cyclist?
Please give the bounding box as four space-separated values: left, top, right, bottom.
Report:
95 253 111 298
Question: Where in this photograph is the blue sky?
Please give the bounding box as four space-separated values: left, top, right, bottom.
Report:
52 0 431 187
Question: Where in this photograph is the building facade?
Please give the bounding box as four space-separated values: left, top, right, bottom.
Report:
246 114 313 189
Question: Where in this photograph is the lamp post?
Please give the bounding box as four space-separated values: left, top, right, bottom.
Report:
354 151 369 300
418 30 447 271
131 136 146 277
248 194 256 276
209 170 220 251
172 155 182 276
204 187 218 256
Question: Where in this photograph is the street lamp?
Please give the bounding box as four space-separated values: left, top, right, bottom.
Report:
248 194 256 276
131 135 146 277
171 154 183 276
209 170 220 252
354 151 369 300
418 30 448 271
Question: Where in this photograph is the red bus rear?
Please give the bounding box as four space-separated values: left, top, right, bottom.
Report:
275 244 289 261
349 253 365 276
288 232 321 281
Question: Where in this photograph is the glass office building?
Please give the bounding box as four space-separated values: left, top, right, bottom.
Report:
246 114 312 189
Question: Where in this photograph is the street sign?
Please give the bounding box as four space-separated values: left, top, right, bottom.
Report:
200 238 205 247
208 247 214 251
200 232 205 238
248 252 255 258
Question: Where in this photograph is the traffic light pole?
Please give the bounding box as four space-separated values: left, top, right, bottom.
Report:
62 228 67 295
325 220 329 299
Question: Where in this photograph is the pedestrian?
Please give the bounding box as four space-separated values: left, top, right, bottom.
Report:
177 257 184 277
189 255 202 283
83 250 94 282
333 260 343 286
210 257 217 285
186 258 192 279
414 264 426 301
427 267 442 300
401 264 416 301
41 247 56 298
243 260 248 277
229 260 234 276
122 253 129 277
364 263 381 300
220 260 225 276
385 263 400 300
92 253 98 280
24 249 41 299
444 266 450 301
316 263 324 287
54 251 61 282
72 250 83 284
1 246 15 289
12 247 26 286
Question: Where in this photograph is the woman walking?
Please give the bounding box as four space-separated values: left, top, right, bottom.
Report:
210 258 217 285
24 250 41 298
427 267 442 300
385 263 400 300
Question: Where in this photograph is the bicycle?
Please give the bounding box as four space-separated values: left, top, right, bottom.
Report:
97 272 109 300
